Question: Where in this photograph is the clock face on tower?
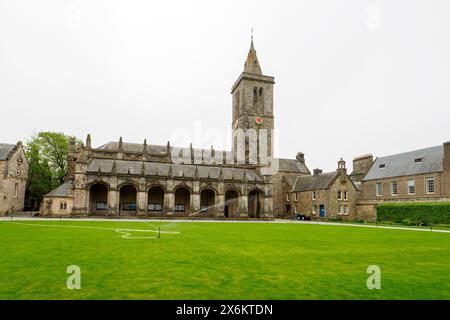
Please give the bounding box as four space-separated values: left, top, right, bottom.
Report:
255 116 264 125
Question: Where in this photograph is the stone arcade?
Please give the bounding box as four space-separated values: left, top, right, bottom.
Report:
41 38 310 218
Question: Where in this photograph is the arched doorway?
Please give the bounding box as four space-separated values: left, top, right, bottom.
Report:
174 187 190 214
200 188 216 215
224 190 239 218
148 186 164 213
89 183 108 214
248 189 263 218
119 185 137 214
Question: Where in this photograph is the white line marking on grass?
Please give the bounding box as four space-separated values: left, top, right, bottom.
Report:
6 222 180 239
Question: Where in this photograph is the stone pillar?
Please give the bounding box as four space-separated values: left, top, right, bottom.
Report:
217 193 225 217
239 194 248 217
72 188 88 215
191 192 200 213
137 191 147 215
164 192 174 215
108 189 118 214
217 181 225 217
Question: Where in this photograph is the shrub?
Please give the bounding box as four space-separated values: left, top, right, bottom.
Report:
377 202 450 225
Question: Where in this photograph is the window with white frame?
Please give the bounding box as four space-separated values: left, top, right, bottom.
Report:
426 177 435 194
312 191 316 200
312 205 317 215
343 191 348 201
376 183 382 197
286 193 290 202
14 183 19 199
391 181 398 196
294 193 298 202
343 205 349 216
337 191 342 200
408 180 416 195
60 202 67 210
338 206 342 215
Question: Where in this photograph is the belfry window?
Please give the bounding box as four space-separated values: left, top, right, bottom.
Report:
259 87 263 97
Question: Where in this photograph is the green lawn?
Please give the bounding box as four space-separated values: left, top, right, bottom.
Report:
0 220 449 300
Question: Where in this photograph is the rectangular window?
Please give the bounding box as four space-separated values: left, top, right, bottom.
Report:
426 177 435 194
408 180 416 195
337 206 342 215
14 183 18 198
343 205 349 216
174 204 186 212
294 193 298 202
148 203 162 211
286 193 290 202
376 183 382 197
312 191 316 200
312 205 317 215
343 191 348 201
96 202 107 210
391 181 398 196
337 191 342 200
200 205 208 212
60 202 67 210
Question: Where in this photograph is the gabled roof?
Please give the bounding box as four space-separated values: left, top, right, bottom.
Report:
363 145 444 181
45 181 73 197
292 171 338 192
276 158 310 174
0 144 15 160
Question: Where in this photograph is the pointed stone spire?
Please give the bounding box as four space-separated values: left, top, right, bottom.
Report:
168 164 173 178
244 32 262 75
143 139 147 154
86 134 91 149
118 137 123 151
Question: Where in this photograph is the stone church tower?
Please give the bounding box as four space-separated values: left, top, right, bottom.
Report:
231 37 275 168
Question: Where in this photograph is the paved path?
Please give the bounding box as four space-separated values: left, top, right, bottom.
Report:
1 216 449 233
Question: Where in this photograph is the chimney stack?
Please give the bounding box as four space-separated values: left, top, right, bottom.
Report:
313 168 322 176
296 152 305 165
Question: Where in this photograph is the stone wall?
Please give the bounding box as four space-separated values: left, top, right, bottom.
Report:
0 144 28 214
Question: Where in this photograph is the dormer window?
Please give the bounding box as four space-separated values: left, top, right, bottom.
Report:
379 164 386 169
414 157 423 164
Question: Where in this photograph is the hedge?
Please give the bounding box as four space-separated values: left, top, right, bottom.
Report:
377 202 450 225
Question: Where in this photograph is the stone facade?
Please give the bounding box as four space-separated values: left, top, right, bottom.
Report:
355 142 450 219
41 39 309 218
290 159 359 220
0 142 28 215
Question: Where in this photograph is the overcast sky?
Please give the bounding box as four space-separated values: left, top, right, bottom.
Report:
1 0 449 172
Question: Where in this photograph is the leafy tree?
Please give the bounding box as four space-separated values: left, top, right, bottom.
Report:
24 132 74 210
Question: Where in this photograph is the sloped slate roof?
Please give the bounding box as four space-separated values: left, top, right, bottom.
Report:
276 158 310 174
0 144 15 160
292 171 338 192
86 159 263 182
283 175 298 188
363 145 443 181
98 142 167 154
45 181 73 197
